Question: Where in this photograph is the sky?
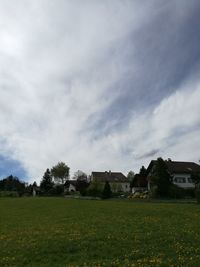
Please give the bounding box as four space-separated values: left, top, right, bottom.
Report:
0 0 200 183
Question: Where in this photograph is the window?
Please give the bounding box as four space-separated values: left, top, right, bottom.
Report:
174 177 186 183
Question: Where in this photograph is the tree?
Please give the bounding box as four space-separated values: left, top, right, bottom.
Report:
127 171 135 190
0 175 25 195
191 172 200 203
151 157 172 197
51 162 70 184
73 170 87 181
86 180 102 197
191 172 200 187
127 171 135 181
40 169 54 194
73 170 89 195
102 181 112 199
139 166 147 176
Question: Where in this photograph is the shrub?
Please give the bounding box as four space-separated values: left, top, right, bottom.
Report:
102 181 112 199
0 191 19 197
48 185 64 196
86 181 103 197
79 188 87 196
195 189 200 204
169 185 184 199
169 185 195 199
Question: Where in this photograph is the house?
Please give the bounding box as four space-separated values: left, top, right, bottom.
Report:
131 174 148 193
64 180 77 192
146 159 200 190
68 181 77 192
91 171 130 193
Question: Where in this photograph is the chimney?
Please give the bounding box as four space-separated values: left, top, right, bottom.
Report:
109 170 111 176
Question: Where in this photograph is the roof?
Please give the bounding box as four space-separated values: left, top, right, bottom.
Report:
91 171 128 183
64 180 77 187
146 160 200 175
166 161 200 174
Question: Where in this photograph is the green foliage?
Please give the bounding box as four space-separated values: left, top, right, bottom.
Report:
169 184 195 199
195 189 200 204
49 185 64 196
86 181 103 197
102 181 112 199
139 166 147 176
74 170 89 194
191 172 200 186
51 162 70 184
0 191 19 197
127 171 135 181
151 157 172 197
127 171 135 189
0 175 25 196
40 169 54 195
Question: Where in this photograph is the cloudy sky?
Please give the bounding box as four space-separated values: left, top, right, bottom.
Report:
0 0 200 183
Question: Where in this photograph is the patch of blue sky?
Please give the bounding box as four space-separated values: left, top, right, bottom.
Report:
0 155 27 181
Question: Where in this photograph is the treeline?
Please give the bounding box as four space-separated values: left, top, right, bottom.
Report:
0 175 34 197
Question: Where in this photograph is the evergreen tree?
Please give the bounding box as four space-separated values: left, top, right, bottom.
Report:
151 157 172 197
40 169 54 194
139 166 147 176
102 181 112 199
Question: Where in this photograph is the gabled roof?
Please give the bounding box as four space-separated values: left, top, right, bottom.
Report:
146 159 200 175
64 180 77 187
92 171 128 183
166 161 200 174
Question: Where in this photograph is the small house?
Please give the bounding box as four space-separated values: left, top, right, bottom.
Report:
131 174 148 193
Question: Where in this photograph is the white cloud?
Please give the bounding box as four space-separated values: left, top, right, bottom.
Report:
0 1 200 182
104 80 200 172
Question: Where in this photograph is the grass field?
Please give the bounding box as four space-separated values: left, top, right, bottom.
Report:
0 198 200 267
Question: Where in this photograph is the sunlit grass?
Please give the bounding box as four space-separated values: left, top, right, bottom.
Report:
0 198 200 266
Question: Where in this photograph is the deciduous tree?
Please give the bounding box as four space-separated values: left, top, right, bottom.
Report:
51 162 70 184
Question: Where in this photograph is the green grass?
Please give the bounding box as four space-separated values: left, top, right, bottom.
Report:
0 198 200 267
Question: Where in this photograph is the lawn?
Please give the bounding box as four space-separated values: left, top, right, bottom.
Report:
0 198 200 267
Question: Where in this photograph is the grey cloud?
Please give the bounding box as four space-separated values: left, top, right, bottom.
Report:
0 1 200 181
98 0 200 132
136 149 160 160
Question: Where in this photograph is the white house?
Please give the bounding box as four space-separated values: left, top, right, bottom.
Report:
146 159 200 190
91 171 130 193
64 180 77 192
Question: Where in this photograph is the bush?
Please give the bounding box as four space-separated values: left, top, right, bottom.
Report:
79 188 87 196
48 185 64 196
195 189 200 204
86 181 103 197
102 181 112 199
0 191 19 197
169 185 195 199
169 185 184 199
